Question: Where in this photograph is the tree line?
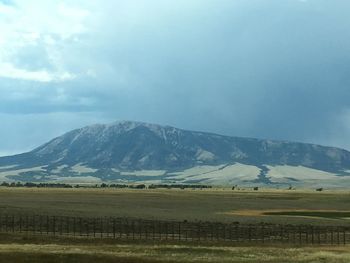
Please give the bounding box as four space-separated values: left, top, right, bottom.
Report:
0 182 212 189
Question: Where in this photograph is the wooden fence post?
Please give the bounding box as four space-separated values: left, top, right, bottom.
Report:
59 216 63 235
19 215 22 233
144 222 149 240
100 218 103 238
197 222 200 242
79 217 82 236
86 218 89 237
248 225 252 242
172 222 175 240
165 222 168 241
139 220 142 240
46 215 50 235
5 215 8 233
113 218 116 239
262 225 265 244
178 222 181 241
331 227 334 245
223 224 226 241
291 225 295 244
53 216 56 236
11 215 14 233
66 217 69 235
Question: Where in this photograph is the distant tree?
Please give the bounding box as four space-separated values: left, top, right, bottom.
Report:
316 188 323 192
253 187 259 191
1 182 9 187
133 184 146 189
24 182 36 187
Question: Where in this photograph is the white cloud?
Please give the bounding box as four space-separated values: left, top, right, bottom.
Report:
0 62 75 82
0 0 91 83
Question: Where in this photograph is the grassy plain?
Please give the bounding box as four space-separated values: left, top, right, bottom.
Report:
0 188 350 262
0 187 349 225
0 234 348 263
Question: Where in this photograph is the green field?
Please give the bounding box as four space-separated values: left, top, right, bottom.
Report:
0 187 349 225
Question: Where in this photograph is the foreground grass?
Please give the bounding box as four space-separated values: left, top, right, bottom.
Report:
0 242 349 263
0 234 348 263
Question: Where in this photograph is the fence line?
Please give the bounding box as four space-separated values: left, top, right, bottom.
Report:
0 214 348 245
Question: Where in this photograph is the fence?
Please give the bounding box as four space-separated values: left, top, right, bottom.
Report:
0 214 349 245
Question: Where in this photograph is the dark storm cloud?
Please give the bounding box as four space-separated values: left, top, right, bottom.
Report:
1 0 350 155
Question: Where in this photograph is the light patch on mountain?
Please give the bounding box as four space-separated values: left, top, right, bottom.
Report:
171 163 260 185
267 165 339 181
51 165 69 174
0 166 44 181
71 163 98 174
0 165 19 170
121 170 166 177
53 176 102 184
167 165 226 179
196 149 216 162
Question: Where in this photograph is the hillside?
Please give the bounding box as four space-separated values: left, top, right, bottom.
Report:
0 121 350 187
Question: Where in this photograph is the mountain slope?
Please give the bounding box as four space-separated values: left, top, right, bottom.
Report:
0 121 350 186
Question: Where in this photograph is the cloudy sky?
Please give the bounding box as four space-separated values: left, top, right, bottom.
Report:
1 0 350 156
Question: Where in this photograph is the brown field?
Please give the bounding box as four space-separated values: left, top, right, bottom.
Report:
0 187 349 225
0 187 350 262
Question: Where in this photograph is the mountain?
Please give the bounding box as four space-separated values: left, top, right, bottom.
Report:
0 121 350 187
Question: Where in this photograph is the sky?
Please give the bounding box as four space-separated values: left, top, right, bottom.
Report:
1 0 350 156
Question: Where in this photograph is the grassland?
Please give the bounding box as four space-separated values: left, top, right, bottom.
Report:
0 234 349 263
0 187 349 225
1 244 350 263
0 187 350 262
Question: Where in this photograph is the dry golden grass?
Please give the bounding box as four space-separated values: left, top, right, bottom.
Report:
0 241 349 263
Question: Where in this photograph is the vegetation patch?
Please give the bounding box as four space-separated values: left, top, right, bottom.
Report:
227 209 350 220
263 210 350 219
